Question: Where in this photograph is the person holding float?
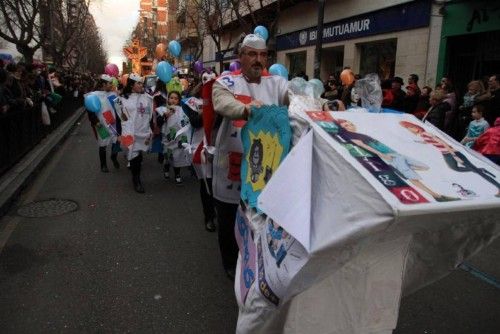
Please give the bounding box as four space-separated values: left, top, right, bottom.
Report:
211 33 289 279
114 73 153 193
85 74 121 173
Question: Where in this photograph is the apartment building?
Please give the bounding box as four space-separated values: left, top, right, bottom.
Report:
137 0 179 74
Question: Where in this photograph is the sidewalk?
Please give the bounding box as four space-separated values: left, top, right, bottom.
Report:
0 107 85 217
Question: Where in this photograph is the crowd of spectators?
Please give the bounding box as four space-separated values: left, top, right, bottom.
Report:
320 71 500 164
0 59 97 116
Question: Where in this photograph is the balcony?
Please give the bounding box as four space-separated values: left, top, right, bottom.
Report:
178 27 198 39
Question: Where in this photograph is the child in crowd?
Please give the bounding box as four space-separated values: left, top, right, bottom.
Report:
461 104 489 148
158 91 191 185
458 80 487 136
473 117 500 165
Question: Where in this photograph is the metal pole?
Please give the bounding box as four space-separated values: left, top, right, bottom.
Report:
314 0 325 79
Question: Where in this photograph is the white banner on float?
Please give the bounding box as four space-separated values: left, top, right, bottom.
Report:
237 109 500 334
308 112 500 208
258 130 313 251
260 112 500 253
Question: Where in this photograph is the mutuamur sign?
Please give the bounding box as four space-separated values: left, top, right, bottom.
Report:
277 1 431 51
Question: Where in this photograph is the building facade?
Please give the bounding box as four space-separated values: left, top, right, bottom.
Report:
202 0 447 87
436 0 500 94
175 0 203 73
139 0 169 43
276 0 444 85
136 0 179 74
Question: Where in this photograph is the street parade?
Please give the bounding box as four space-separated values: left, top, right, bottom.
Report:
1 0 499 333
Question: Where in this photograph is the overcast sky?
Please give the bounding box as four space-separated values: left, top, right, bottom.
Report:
89 0 140 70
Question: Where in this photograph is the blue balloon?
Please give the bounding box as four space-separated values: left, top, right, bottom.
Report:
168 40 181 57
156 61 173 83
84 94 101 113
268 63 288 79
254 25 269 41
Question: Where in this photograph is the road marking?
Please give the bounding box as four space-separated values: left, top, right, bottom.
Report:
459 262 500 289
0 124 80 254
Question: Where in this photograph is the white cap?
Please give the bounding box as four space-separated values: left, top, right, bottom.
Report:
241 34 266 50
100 74 113 82
129 73 144 83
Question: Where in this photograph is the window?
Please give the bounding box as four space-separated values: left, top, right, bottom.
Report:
287 51 307 79
358 39 397 80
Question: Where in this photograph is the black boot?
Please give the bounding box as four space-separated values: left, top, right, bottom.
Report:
130 155 145 193
99 147 109 173
111 153 120 169
133 174 145 193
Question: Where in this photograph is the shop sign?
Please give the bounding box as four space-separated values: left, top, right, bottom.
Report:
277 0 431 51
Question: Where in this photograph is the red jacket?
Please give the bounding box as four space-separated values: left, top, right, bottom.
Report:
473 117 500 155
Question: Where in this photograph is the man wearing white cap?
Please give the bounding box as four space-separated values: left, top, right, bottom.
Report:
211 34 289 279
87 74 120 172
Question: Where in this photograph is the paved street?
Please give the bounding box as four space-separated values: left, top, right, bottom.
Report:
0 114 499 333
0 117 238 333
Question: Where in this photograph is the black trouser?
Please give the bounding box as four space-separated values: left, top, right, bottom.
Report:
98 146 118 168
214 199 238 271
164 163 181 178
200 178 216 223
130 153 143 181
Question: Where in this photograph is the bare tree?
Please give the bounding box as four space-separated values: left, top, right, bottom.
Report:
130 19 156 61
68 15 107 73
0 0 43 63
230 0 297 63
43 0 96 68
177 0 206 62
184 0 236 70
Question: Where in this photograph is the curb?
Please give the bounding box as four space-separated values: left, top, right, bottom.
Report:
0 107 86 217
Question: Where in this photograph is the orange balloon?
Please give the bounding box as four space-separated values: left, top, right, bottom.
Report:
121 74 129 86
340 69 354 86
155 43 166 58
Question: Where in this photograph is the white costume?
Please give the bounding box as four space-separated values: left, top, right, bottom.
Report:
212 72 288 203
91 90 119 147
156 105 192 168
115 93 153 160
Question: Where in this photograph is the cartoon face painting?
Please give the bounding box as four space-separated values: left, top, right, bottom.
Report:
249 139 264 183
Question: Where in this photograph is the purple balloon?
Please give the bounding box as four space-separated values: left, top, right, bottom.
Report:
193 60 204 74
229 61 241 72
